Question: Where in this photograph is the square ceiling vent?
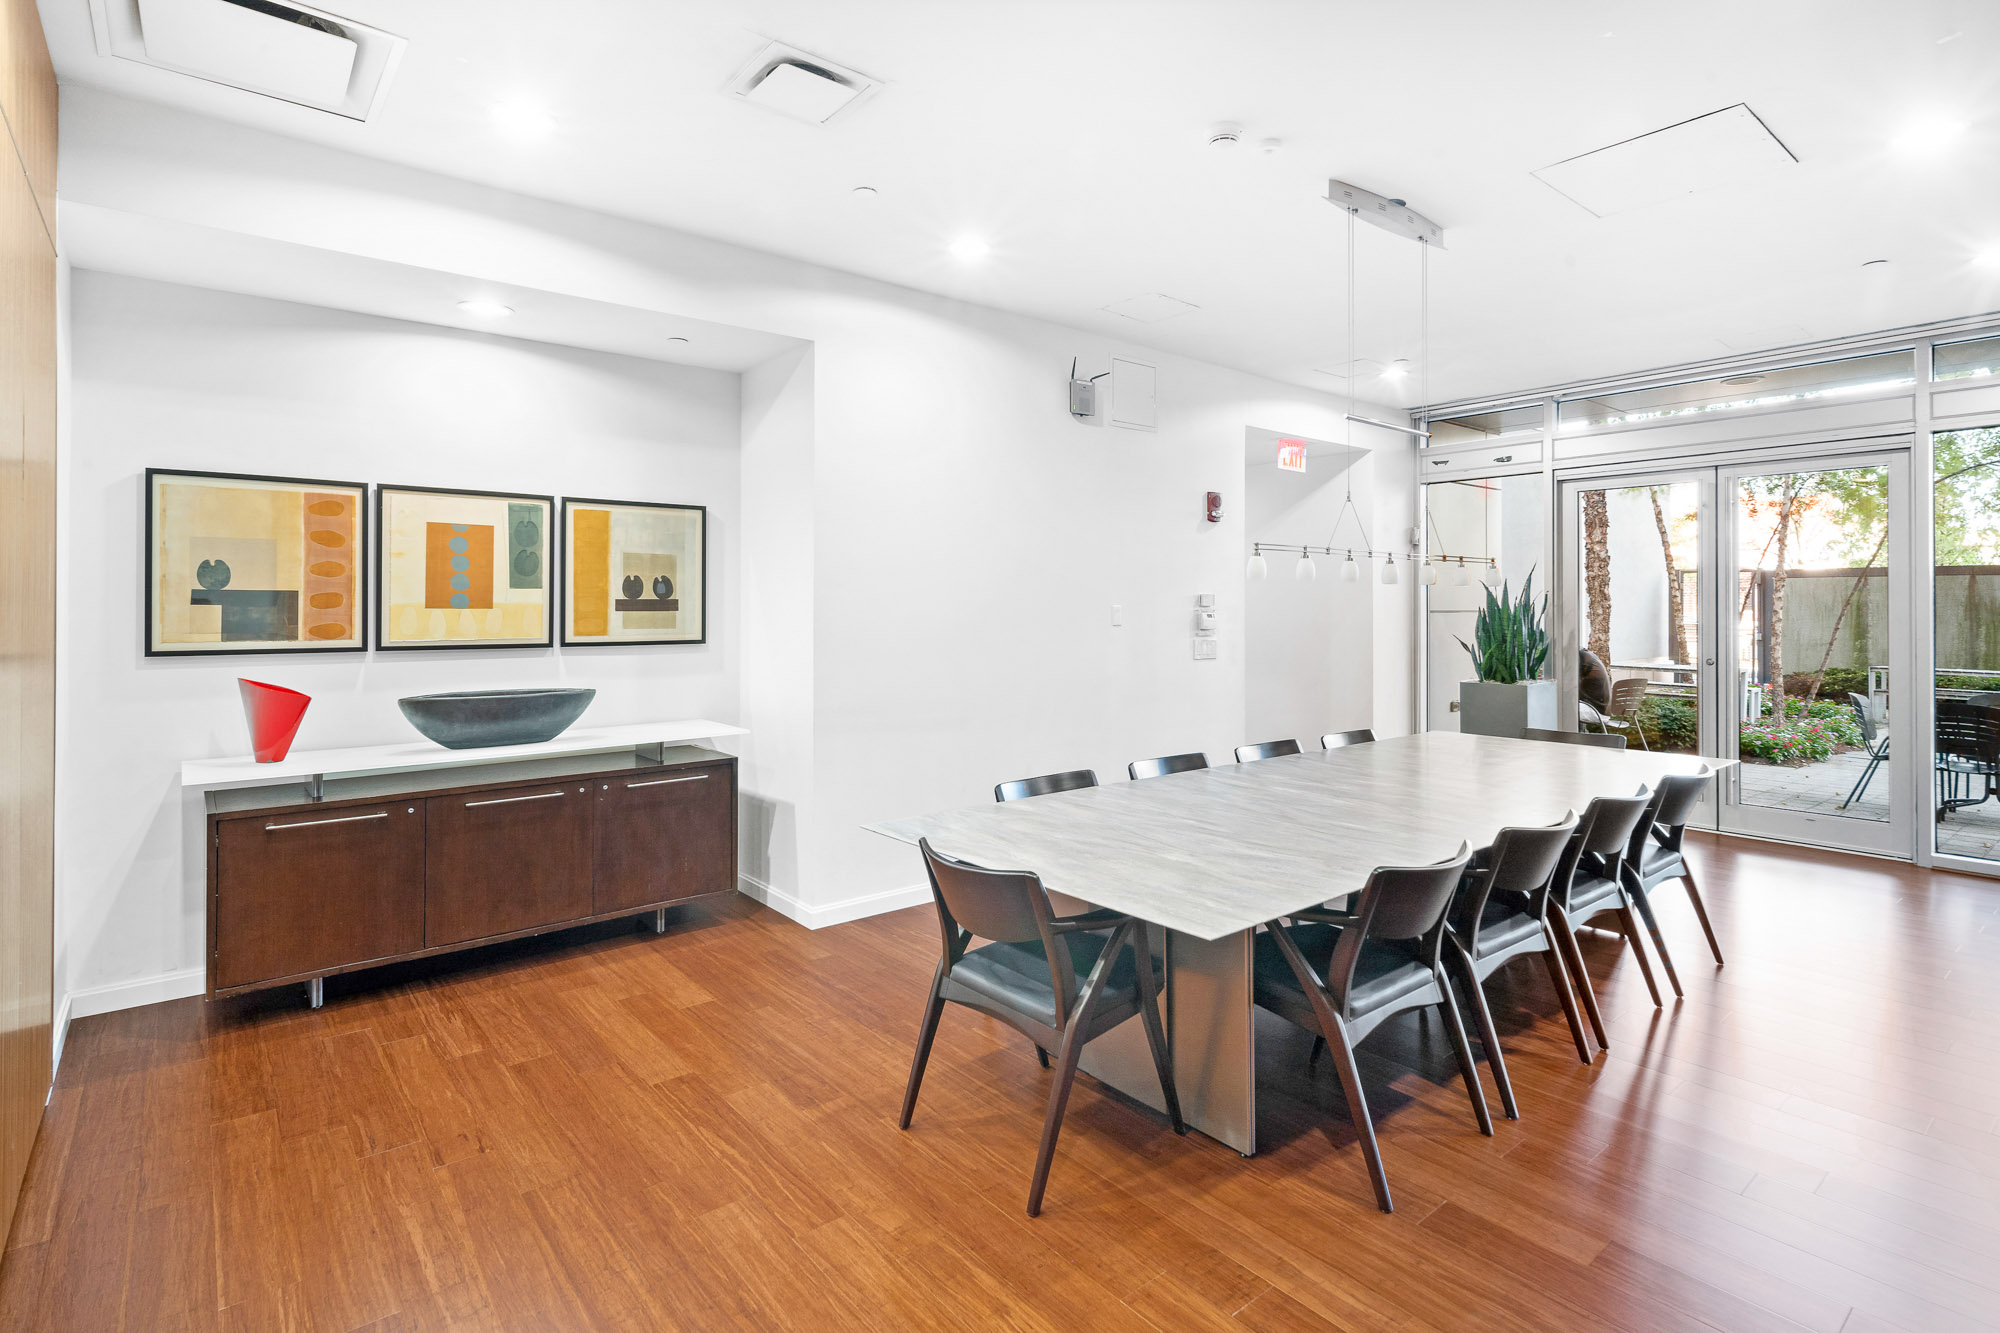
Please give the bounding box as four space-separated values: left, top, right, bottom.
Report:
1533 104 1796 218
1101 293 1201 324
725 41 878 124
87 0 405 120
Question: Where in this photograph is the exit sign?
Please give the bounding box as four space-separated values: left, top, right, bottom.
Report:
1277 439 1308 472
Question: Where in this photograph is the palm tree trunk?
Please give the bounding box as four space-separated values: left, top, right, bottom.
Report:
1649 487 1688 670
1584 490 1611 665
1769 479 1796 689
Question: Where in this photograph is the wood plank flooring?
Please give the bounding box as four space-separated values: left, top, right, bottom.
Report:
4 834 1999 1331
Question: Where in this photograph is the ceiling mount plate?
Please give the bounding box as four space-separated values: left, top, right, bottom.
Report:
1326 181 1445 249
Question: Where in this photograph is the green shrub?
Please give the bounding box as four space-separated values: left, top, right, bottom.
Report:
1641 697 1698 749
1738 685 1861 763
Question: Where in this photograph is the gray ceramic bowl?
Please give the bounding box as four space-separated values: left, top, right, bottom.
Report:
397 687 596 749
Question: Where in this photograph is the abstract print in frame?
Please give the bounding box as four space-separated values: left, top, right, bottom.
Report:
145 468 367 657
376 484 555 649
561 497 707 646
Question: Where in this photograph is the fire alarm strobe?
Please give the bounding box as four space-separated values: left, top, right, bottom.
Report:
1205 492 1223 523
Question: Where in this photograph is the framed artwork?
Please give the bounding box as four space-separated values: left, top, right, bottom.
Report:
376 484 555 650
560 497 707 646
145 468 368 657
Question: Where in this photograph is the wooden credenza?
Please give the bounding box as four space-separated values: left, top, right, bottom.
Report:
205 745 737 1004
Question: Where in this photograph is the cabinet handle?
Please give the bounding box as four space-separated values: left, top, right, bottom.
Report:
624 774 709 790
463 791 565 808
265 812 388 832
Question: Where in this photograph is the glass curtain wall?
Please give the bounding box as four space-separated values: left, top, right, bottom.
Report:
1573 480 1702 753
1933 426 2000 862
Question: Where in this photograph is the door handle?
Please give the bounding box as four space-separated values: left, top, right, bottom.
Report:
623 774 709 789
463 791 565 808
265 812 388 832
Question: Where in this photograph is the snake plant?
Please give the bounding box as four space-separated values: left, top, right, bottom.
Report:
1456 570 1549 684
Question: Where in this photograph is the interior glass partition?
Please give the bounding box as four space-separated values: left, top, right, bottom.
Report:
1933 426 2000 863
1424 475 1544 731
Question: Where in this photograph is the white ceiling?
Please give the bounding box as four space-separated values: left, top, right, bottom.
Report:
38 0 2000 406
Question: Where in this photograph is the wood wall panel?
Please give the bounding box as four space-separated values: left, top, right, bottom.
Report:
0 0 53 1247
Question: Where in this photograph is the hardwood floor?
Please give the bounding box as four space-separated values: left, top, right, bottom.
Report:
4 834 1999 1331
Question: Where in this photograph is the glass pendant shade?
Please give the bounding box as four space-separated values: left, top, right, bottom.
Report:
1246 549 1268 580
1381 554 1398 585
1339 552 1360 583
1452 560 1470 587
1421 559 1439 586
1295 551 1316 582
1482 560 1502 586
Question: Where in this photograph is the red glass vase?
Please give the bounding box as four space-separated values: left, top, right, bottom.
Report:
238 679 311 763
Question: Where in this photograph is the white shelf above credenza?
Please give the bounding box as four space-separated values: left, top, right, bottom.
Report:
180 719 748 795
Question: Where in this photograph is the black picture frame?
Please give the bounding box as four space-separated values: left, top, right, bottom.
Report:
143 467 370 658
558 496 709 647
374 483 557 651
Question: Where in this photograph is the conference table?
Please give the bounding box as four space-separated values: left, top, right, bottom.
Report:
868 731 1728 1155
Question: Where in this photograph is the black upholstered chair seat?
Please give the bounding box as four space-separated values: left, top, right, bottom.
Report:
1631 839 1686 886
1252 924 1435 1018
950 933 1138 1028
1566 871 1624 918
1463 900 1545 960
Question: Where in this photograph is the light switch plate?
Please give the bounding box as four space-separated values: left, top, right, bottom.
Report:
1192 638 1218 660
1196 592 1215 608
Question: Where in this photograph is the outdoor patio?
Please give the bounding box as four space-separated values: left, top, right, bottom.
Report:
1737 746 2000 860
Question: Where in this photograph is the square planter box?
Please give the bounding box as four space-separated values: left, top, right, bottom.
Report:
1458 680 1558 739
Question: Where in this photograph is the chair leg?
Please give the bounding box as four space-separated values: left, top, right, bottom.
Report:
1677 864 1724 966
1308 1035 1326 1069
1025 923 1127 1217
1548 904 1609 1052
1131 926 1185 1135
1613 898 1665 1008
1622 875 1684 999
1035 1045 1050 1069
1265 922 1392 1212
1537 932 1594 1063
1433 968 1494 1137
898 962 949 1130
1450 941 1517 1120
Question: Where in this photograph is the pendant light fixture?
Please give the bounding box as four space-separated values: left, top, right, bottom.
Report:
1246 545 1268 580
1340 551 1359 582
1380 553 1398 585
1453 558 1471 587
1421 559 1439 586
1295 550 1317 582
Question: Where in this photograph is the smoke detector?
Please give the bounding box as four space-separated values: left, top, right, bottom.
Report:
1206 122 1244 149
86 0 404 119
726 41 878 125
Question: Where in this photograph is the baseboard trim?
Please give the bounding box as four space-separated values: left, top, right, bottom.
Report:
737 873 929 929
63 967 206 1024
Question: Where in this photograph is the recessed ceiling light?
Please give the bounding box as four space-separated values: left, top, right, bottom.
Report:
947 236 991 263
1380 360 1411 382
1891 111 1966 158
1720 373 1766 386
1975 244 2000 270
457 299 514 319
490 98 555 142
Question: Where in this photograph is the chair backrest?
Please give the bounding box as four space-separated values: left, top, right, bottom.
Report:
1550 788 1652 909
1321 729 1376 749
1847 692 1878 745
918 839 1081 1025
1523 727 1628 750
1455 813 1578 950
1128 752 1208 781
994 769 1098 803
1235 739 1302 763
1936 700 2000 762
1649 768 1711 837
1322 844 1473 1013
1609 677 1648 713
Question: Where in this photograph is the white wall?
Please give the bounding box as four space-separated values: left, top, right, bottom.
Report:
56 88 1420 1005
60 272 742 1014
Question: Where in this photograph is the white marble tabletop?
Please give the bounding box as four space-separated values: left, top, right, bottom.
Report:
867 732 1730 941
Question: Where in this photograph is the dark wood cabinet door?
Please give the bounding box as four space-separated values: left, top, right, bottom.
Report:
593 764 736 914
214 802 426 989
424 782 593 946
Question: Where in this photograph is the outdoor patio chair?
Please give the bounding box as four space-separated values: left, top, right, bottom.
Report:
1936 700 2000 813
1598 678 1650 750
1839 692 1890 810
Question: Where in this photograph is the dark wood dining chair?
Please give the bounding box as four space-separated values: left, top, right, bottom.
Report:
1444 812 1591 1119
1253 843 1483 1213
900 838 1183 1217
1128 752 1209 781
1621 769 1722 983
1545 789 1662 1039
1234 739 1302 763
995 769 1098 802
1321 729 1376 749
1522 727 1627 751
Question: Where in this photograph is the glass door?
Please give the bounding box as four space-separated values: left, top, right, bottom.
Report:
1558 448 1912 857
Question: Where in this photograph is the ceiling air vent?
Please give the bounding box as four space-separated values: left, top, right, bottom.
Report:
725 41 878 125
87 0 405 120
